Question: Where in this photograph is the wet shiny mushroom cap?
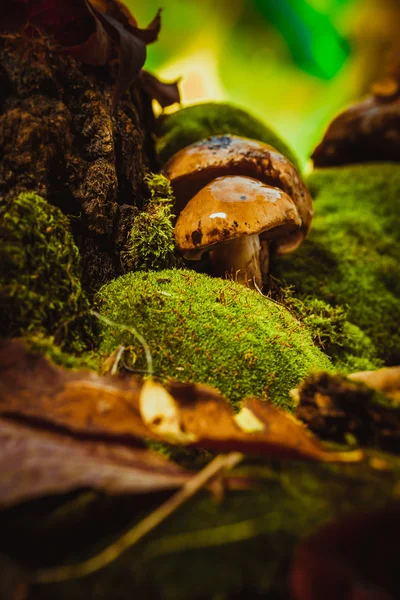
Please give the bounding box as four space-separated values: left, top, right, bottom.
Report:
163 134 313 251
175 175 302 257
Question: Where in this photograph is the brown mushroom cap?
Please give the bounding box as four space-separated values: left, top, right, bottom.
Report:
163 134 313 251
174 175 302 256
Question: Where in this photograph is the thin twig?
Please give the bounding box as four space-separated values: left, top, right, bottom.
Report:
253 279 298 319
29 452 243 583
91 310 153 377
110 345 125 376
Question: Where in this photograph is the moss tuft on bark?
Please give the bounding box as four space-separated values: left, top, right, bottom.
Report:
122 173 182 272
0 191 90 352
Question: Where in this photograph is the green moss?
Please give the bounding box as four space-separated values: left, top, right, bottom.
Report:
22 333 101 372
273 163 400 366
122 173 182 272
156 102 301 170
0 191 90 352
95 269 332 410
269 285 381 372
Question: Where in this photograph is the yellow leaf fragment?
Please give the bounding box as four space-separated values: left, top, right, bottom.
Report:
139 380 197 445
234 407 265 433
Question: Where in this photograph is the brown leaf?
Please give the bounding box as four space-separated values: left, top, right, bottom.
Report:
140 70 181 109
0 1 160 107
88 5 147 107
0 340 153 442
63 1 113 66
0 417 189 509
0 340 361 464
128 9 161 44
311 94 400 166
165 382 363 462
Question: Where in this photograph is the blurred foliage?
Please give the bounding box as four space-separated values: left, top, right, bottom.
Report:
128 0 400 165
5 451 400 599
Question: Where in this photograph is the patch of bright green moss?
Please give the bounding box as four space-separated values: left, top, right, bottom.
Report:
95 269 332 410
122 173 182 272
269 285 381 372
156 102 301 170
0 191 90 352
273 163 400 366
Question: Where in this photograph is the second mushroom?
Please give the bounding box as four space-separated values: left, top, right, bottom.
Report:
162 134 313 288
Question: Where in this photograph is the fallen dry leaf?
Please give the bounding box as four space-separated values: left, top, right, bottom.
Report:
0 0 163 107
311 93 400 166
0 417 189 509
0 340 153 441
139 70 180 109
0 340 362 464
164 381 363 462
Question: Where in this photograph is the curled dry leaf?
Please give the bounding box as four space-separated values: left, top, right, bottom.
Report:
139 70 180 109
163 382 363 463
0 340 153 442
311 93 400 166
0 0 165 108
0 340 362 465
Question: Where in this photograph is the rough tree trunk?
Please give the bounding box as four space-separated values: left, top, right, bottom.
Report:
0 34 157 292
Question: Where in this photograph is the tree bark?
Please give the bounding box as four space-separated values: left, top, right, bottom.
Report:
0 34 157 292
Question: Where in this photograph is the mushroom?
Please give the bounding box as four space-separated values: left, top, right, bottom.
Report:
174 175 302 287
162 134 313 285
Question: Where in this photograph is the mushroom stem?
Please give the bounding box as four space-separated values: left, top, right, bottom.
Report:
209 234 266 288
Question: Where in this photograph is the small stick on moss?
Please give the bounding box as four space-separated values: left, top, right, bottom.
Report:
91 310 153 377
27 452 243 583
253 279 297 318
110 345 125 376
120 360 164 379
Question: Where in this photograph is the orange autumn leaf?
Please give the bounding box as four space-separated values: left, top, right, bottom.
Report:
0 340 153 442
0 340 362 466
159 381 363 462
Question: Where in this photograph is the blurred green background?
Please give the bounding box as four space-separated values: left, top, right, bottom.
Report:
129 0 399 165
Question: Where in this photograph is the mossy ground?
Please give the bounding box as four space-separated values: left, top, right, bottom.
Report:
268 283 382 373
0 192 91 353
156 102 301 170
273 163 400 367
95 269 332 410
